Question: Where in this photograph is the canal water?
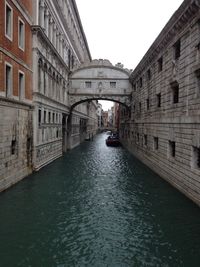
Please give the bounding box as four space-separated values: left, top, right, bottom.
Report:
0 133 200 267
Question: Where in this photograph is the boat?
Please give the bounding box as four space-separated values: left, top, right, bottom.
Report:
106 135 120 146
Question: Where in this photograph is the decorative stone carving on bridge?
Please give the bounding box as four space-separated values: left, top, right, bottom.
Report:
69 59 132 108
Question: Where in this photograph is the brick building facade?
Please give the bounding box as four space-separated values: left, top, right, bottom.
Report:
0 0 33 191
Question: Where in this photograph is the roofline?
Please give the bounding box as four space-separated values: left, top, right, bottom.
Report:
70 65 130 78
71 0 92 61
130 0 200 81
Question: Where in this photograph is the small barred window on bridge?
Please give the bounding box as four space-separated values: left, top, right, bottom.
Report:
110 82 116 88
85 81 91 88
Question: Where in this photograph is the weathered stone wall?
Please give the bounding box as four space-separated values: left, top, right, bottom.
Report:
34 141 62 170
0 99 33 191
121 0 200 206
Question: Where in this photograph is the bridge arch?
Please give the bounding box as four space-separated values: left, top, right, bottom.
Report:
68 59 132 109
70 97 129 111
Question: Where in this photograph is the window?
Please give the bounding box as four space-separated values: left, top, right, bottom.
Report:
5 2 13 40
18 71 25 100
85 81 91 88
48 112 51 123
137 133 139 143
158 57 163 72
173 39 181 60
38 109 41 126
192 146 200 169
171 82 179 104
5 62 12 97
110 82 116 88
44 110 46 123
18 18 25 50
144 135 147 146
154 137 158 150
11 140 16 155
156 93 161 107
169 141 176 157
139 77 143 88
139 102 141 113
147 69 151 80
146 98 149 110
195 68 200 97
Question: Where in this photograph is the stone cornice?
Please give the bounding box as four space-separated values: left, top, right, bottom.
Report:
51 0 82 62
71 59 131 77
130 0 200 82
33 92 70 112
0 96 34 109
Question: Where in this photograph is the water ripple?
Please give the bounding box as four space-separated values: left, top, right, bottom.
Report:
0 133 200 266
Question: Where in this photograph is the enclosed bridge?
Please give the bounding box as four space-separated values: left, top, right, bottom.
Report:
68 59 132 109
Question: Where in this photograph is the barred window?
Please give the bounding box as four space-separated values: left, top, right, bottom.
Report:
110 82 116 88
154 137 158 150
156 93 161 107
85 81 91 88
158 57 163 72
171 82 179 104
173 39 181 60
169 141 176 157
192 146 200 169
147 69 151 80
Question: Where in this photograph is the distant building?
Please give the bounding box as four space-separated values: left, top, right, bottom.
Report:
107 108 113 127
102 111 108 127
113 103 120 130
97 102 103 129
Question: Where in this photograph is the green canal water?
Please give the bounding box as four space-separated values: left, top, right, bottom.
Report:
0 133 200 267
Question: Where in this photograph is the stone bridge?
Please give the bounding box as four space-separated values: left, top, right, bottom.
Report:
68 59 132 109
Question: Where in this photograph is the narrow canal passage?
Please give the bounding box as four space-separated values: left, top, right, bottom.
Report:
1 133 200 267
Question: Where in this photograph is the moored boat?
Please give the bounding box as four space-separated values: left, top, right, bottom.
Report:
106 135 120 146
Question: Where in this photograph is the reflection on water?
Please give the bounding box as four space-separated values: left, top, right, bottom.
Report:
0 133 200 266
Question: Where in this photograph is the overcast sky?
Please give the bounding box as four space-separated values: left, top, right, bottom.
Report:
75 0 184 110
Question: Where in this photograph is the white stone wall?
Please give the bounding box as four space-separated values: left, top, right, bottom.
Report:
121 0 200 206
32 0 94 169
70 100 98 148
